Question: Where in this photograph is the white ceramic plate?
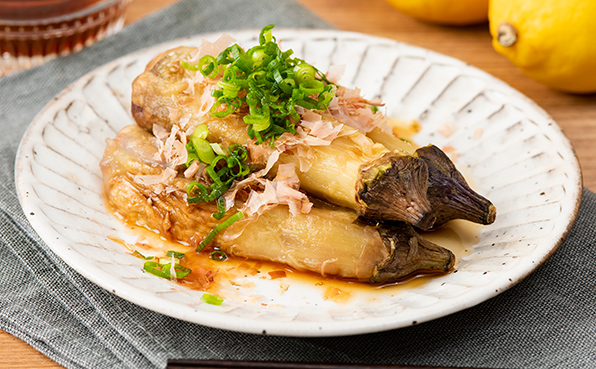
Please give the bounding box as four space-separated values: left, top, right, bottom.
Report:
15 29 582 336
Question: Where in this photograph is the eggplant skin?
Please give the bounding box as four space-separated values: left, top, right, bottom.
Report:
372 222 455 284
416 145 497 227
131 46 196 133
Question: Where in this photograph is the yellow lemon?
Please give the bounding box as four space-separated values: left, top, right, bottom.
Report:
489 0 596 93
385 0 488 26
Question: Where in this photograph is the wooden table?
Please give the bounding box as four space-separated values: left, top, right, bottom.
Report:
2 0 595 367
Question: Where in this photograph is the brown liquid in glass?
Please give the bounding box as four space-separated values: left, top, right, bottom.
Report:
0 0 126 68
0 0 103 20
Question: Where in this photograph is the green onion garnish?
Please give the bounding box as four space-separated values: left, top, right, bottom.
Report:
181 24 336 146
212 196 226 220
192 137 216 165
132 250 154 260
210 142 227 156
186 126 251 210
201 293 224 305
181 55 219 78
196 211 244 252
165 250 185 259
210 250 228 261
143 261 191 279
192 123 209 139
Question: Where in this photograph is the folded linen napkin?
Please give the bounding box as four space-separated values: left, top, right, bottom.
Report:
1 1 595 368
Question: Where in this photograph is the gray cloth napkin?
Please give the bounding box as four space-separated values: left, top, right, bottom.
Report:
1 0 595 368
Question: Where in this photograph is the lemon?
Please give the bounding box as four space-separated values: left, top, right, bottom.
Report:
385 0 488 26
489 0 596 93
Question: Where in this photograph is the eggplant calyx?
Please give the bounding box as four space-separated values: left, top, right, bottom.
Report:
356 151 436 230
416 145 496 227
371 222 455 284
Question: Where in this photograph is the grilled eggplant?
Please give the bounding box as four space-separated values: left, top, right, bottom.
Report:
100 125 454 283
222 205 454 283
131 46 436 229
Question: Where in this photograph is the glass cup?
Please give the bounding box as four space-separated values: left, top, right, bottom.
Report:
0 0 131 77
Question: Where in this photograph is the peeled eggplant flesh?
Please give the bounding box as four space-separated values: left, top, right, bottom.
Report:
221 205 454 283
100 125 455 283
131 46 436 229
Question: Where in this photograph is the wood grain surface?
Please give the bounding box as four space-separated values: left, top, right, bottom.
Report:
2 0 595 367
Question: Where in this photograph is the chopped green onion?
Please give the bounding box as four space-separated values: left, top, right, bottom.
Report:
299 79 325 95
198 55 219 78
318 85 337 108
132 250 154 260
186 126 251 208
205 165 224 187
191 136 216 164
293 63 316 84
210 250 228 261
212 196 226 220
229 44 244 61
166 250 185 259
180 55 219 79
180 60 199 71
228 144 248 160
201 293 224 305
196 211 244 252
181 24 336 146
186 151 199 167
210 97 241 118
226 156 248 177
243 113 271 132
217 80 242 99
143 261 191 279
210 142 227 156
249 46 268 67
259 24 276 45
191 124 209 140
186 182 209 202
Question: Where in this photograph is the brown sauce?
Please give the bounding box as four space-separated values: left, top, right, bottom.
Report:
108 213 478 305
